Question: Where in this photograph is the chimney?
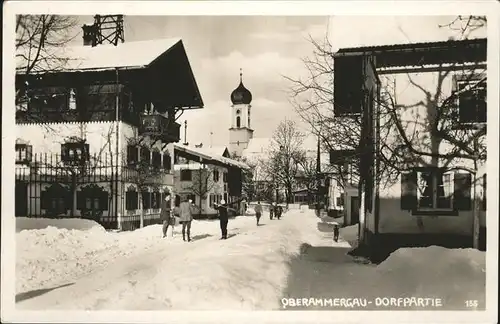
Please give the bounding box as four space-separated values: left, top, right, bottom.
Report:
82 24 96 47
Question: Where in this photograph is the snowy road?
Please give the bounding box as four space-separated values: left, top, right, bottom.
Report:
17 211 307 310
16 208 486 311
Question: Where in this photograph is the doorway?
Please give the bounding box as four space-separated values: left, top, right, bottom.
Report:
350 196 360 224
15 181 28 216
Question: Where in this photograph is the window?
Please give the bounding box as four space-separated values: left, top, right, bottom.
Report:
151 191 161 209
142 192 152 210
209 193 215 208
163 152 172 171
213 170 220 182
456 77 486 124
152 150 161 168
61 142 90 165
140 146 151 165
127 145 139 165
401 168 472 214
77 189 109 212
15 144 33 164
28 87 69 112
416 170 453 209
126 188 138 210
224 193 228 202
336 195 344 207
40 185 70 215
180 169 192 181
223 172 228 183
236 116 241 128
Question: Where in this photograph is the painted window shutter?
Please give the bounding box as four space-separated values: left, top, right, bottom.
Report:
77 191 85 209
454 172 472 211
99 191 109 211
400 171 417 210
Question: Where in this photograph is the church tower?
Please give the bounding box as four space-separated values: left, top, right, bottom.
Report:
229 69 254 157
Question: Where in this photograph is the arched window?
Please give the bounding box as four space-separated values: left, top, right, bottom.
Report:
236 116 241 128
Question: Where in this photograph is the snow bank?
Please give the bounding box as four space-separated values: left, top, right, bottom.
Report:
17 212 309 311
16 220 209 294
16 217 104 232
375 246 486 308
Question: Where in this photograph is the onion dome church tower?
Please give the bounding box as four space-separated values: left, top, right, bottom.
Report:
229 69 254 157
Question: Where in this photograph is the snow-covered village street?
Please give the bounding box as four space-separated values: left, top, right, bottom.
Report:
16 208 485 311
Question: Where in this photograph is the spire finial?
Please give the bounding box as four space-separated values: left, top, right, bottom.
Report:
239 68 243 83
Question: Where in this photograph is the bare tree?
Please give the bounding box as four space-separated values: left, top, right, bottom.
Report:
286 16 487 247
231 155 255 201
16 15 78 103
264 120 305 203
186 165 216 216
286 15 486 187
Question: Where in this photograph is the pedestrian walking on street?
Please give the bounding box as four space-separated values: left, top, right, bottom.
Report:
333 224 340 242
276 205 283 220
215 199 236 239
160 193 174 238
269 203 274 220
179 197 194 242
254 201 263 226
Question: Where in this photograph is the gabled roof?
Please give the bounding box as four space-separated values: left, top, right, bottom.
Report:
16 38 181 73
196 146 231 158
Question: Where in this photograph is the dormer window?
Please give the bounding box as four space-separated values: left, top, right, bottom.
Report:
61 140 90 165
15 143 33 164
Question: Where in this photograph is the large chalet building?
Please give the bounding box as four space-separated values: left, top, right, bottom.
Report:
332 38 487 261
15 21 204 230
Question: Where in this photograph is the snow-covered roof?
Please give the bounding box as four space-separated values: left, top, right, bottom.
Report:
16 38 181 73
243 138 273 155
195 146 230 158
174 144 249 170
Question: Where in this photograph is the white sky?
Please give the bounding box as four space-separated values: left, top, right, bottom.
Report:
71 15 486 149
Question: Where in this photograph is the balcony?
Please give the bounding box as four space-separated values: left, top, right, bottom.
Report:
139 114 181 143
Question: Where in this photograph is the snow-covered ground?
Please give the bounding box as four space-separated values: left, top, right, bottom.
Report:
16 209 486 311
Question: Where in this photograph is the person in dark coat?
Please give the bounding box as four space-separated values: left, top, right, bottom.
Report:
333 224 340 242
276 205 283 220
160 193 173 238
269 203 275 220
214 199 235 239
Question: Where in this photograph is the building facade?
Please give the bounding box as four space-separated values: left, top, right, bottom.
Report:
333 38 487 260
15 35 204 230
173 144 249 218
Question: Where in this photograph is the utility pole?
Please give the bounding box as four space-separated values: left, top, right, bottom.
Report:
315 129 322 216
